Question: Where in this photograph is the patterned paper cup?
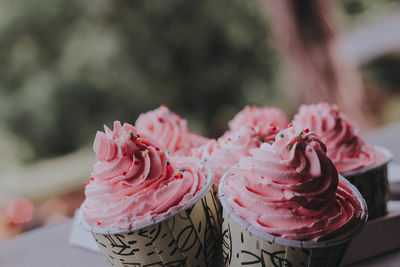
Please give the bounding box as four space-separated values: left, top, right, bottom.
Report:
341 146 392 220
79 165 222 267
219 173 368 267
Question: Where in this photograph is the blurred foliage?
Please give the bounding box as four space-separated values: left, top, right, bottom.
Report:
363 54 400 92
340 0 400 24
1 0 400 163
0 0 279 160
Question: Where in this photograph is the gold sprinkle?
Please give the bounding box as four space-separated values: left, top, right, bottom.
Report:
136 137 142 143
126 133 133 139
140 174 144 179
142 150 149 157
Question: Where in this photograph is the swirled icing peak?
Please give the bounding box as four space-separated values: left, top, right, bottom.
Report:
222 127 362 241
81 121 208 230
192 127 265 190
293 102 384 173
135 105 208 156
228 105 289 134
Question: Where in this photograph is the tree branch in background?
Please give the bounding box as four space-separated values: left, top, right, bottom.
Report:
265 0 370 129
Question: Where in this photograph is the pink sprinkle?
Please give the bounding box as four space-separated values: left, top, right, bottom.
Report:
6 197 34 225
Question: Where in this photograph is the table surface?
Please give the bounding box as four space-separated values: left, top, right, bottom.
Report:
1 121 400 267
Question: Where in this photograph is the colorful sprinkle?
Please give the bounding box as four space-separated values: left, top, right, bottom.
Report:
287 145 292 150
155 147 160 151
142 150 149 157
176 172 183 178
299 131 303 136
136 137 142 143
126 132 133 139
83 181 89 186
89 177 94 181
180 168 186 173
259 137 264 143
159 151 165 156
140 174 145 179
287 124 293 128
167 161 170 166
97 222 101 226
158 117 165 123
304 128 309 133
227 137 231 141
280 134 284 138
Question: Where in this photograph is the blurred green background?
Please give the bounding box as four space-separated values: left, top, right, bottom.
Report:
0 0 400 169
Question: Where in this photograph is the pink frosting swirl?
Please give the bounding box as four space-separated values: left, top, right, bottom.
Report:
293 102 384 173
222 127 362 241
135 105 208 156
81 121 208 230
228 105 289 133
193 127 269 190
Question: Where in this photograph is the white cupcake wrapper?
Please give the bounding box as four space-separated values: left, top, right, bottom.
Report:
79 164 222 267
218 168 368 267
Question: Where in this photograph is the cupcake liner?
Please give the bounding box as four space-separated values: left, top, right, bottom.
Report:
342 146 392 220
80 165 221 267
219 172 368 267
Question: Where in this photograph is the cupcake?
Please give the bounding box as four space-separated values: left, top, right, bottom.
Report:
79 121 220 267
293 102 392 219
219 127 367 267
135 105 208 156
193 125 278 191
228 105 289 134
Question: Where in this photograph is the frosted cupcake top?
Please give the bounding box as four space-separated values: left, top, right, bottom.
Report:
192 126 271 190
293 102 384 173
228 105 289 134
221 127 362 241
135 105 208 156
80 121 208 230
